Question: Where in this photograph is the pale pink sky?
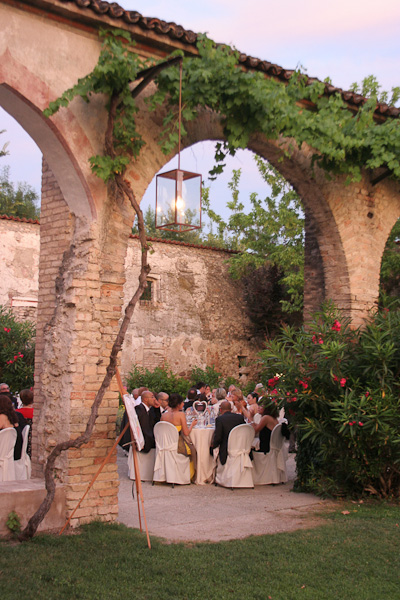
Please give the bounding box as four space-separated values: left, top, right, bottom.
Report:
1 0 399 213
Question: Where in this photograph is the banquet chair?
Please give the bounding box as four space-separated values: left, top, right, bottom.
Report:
128 446 155 482
215 424 254 489
153 421 190 486
252 423 289 485
14 424 31 480
0 427 17 482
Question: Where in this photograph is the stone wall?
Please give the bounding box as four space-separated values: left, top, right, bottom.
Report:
0 216 257 383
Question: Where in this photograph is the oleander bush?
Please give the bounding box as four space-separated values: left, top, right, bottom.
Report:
0 305 35 392
259 299 400 498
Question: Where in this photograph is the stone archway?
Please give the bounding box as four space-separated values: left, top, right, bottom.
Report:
2 0 400 532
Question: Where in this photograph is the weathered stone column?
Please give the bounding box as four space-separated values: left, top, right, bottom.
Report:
34 160 134 526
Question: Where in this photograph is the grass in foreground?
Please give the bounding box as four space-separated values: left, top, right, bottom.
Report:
1 503 399 600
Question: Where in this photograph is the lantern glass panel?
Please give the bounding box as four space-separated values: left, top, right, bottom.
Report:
156 169 202 232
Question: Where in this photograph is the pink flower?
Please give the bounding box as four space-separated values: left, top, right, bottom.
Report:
331 320 341 332
349 421 356 426
294 389 298 393
14 355 18 360
318 337 324 344
312 335 317 344
333 375 339 382
3 327 11 333
6 359 13 364
358 421 364 427
340 378 347 387
365 392 370 397
291 397 297 402
286 392 291 396
299 380 308 389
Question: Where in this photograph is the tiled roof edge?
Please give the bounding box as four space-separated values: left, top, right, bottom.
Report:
0 214 40 225
130 234 239 254
59 0 400 118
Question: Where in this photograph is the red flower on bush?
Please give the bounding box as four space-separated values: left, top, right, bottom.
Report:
3 327 11 333
349 421 356 426
333 375 338 382
318 337 324 345
365 391 370 397
298 380 308 389
331 320 341 332
340 378 347 387
268 376 280 387
358 422 364 427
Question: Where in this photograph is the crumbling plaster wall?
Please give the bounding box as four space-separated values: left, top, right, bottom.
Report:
0 217 258 383
121 240 257 380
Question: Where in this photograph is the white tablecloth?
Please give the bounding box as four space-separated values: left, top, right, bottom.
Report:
189 427 215 485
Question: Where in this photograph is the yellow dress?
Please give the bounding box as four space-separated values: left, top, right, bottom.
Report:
175 425 195 480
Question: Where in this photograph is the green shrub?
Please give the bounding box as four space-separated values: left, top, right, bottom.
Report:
125 364 189 397
125 364 241 397
259 299 400 498
0 305 35 393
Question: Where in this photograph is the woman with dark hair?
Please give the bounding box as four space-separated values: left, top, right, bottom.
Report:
0 394 26 460
252 402 280 454
246 392 259 421
0 394 18 430
161 393 197 480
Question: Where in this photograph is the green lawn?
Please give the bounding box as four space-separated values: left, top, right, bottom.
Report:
1 503 399 600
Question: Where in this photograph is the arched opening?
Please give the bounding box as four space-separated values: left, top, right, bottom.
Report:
0 85 95 221
380 216 400 299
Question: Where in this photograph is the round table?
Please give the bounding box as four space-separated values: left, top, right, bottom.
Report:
189 427 215 485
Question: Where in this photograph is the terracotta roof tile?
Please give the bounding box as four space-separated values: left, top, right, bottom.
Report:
0 214 40 225
58 0 399 118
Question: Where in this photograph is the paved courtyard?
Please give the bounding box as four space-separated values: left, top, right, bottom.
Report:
117 447 333 542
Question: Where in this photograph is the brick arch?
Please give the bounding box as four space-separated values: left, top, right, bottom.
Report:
0 46 99 220
133 104 349 318
134 103 400 325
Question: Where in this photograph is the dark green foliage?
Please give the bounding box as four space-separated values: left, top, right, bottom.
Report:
380 218 400 298
0 305 35 393
0 166 40 220
154 35 400 183
260 299 400 498
125 364 239 396
125 364 189 396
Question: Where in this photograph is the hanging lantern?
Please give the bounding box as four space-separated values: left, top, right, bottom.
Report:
155 60 202 232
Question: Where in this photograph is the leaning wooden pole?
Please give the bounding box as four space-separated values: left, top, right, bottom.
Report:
59 421 130 535
115 368 151 549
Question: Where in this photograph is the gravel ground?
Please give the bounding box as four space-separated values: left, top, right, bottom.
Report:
117 447 333 542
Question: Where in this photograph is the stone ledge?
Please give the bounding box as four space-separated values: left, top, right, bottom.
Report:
0 479 66 537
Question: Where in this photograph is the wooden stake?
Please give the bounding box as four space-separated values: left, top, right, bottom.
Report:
115 368 151 549
59 368 151 549
59 422 129 535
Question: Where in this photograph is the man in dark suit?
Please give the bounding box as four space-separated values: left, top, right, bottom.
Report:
210 401 245 465
135 390 157 453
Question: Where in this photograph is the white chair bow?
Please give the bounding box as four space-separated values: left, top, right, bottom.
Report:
153 421 190 485
252 423 289 485
215 424 254 489
15 424 31 480
0 427 17 481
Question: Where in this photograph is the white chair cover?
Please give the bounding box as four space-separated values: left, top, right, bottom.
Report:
215 424 254 489
153 422 190 485
252 423 289 485
14 425 31 480
128 446 155 481
0 427 17 481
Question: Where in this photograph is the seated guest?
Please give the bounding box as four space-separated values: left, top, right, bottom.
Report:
210 400 245 465
150 391 168 424
119 390 157 454
246 392 259 421
184 387 198 410
204 384 212 402
213 388 227 414
252 402 289 453
161 393 197 480
157 392 169 414
0 394 26 460
135 390 158 453
0 382 18 409
17 389 34 420
230 388 250 419
16 389 33 457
